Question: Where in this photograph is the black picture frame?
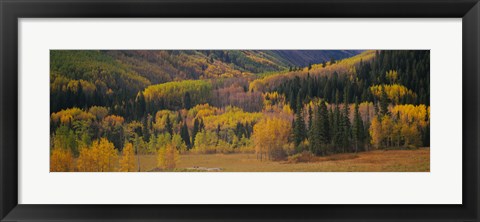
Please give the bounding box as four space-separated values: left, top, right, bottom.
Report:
1 0 479 221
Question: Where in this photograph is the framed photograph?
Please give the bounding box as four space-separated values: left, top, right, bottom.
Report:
1 0 479 221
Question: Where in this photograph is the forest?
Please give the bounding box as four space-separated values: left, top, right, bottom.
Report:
50 50 430 172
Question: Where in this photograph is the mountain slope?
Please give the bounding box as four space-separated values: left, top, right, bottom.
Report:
50 50 363 112
266 50 363 67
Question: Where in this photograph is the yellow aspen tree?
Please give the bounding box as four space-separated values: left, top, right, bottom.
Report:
50 148 74 172
253 117 291 161
157 143 179 170
391 104 427 148
119 143 137 172
77 146 94 172
253 118 269 160
77 138 118 172
386 70 398 84
381 115 394 147
369 117 383 149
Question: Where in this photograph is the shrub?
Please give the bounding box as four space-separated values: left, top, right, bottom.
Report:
287 151 316 163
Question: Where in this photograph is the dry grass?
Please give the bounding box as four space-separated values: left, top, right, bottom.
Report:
136 148 429 172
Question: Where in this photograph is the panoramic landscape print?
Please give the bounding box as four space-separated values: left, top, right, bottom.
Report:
50 50 430 172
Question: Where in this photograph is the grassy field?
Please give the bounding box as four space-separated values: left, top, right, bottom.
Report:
137 148 430 172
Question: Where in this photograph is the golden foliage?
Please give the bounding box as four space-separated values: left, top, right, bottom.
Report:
157 143 179 170
119 143 137 172
77 138 118 172
390 104 428 128
253 117 292 161
386 70 398 83
202 106 263 131
249 51 376 92
50 148 74 172
187 104 219 119
143 80 212 107
370 104 428 149
66 79 96 95
153 110 178 132
51 107 95 125
370 84 416 104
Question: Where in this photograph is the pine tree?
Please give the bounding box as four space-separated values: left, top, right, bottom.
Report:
191 118 200 147
289 90 296 113
183 92 192 109
328 106 335 145
235 122 245 139
380 86 390 116
352 98 364 152
318 100 330 146
142 116 151 140
165 115 173 136
307 105 313 132
180 121 191 148
77 83 86 109
309 106 321 155
293 95 307 147
332 94 342 153
216 124 221 143
342 87 352 152
135 91 146 119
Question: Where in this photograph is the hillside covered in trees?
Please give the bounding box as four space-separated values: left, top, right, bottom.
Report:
50 50 430 172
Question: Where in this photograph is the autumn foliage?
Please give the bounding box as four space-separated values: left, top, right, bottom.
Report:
50 50 430 172
50 148 74 172
157 143 179 170
119 143 137 172
253 117 292 161
77 138 118 172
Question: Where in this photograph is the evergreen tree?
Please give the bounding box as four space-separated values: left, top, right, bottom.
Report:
352 98 365 152
289 90 296 113
142 115 151 140
293 95 307 147
380 86 390 116
165 115 173 136
135 91 146 119
307 105 313 132
77 83 86 109
235 122 245 139
318 100 330 146
216 124 221 142
183 92 192 109
309 106 321 155
192 118 200 147
341 87 351 152
180 121 191 148
328 106 335 145
332 93 342 153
